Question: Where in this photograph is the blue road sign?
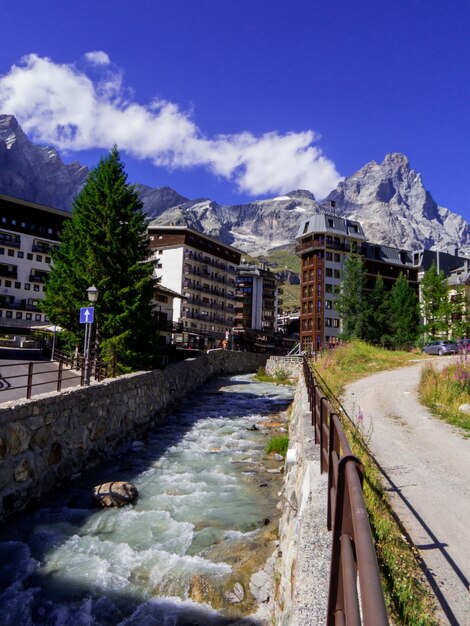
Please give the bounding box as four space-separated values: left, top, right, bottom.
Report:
80 307 95 324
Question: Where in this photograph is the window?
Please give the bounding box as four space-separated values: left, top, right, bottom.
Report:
33 285 40 292
325 284 333 293
328 219 334 227
8 249 14 257
326 252 332 261
0 248 4 255
27 253 33 260
36 255 43 262
17 251 24 258
325 300 332 309
325 268 332 277
16 312 22 319
334 253 340 262
5 280 11 288
325 318 332 327
334 269 341 279
14 282 20 289
26 313 32 320
35 313 42 321
45 256 51 264
333 319 340 328
24 283 30 290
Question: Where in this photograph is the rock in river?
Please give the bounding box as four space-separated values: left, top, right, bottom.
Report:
93 481 138 508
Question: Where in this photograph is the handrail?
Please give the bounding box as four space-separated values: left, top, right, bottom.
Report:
302 356 389 625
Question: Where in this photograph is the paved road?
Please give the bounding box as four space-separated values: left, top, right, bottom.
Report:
0 359 81 403
342 358 470 626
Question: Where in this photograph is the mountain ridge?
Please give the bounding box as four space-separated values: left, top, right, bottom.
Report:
1 114 469 256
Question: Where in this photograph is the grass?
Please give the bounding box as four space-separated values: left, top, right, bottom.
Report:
314 340 424 398
313 341 439 625
254 367 294 386
419 357 470 435
265 434 289 457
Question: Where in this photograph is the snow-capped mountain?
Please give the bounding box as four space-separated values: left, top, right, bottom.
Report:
1 114 469 256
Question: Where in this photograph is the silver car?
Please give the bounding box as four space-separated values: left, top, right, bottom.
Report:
422 340 458 356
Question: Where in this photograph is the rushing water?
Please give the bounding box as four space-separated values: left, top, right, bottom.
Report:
0 374 293 626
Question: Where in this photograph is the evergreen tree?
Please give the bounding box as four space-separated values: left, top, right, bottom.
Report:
42 147 159 371
389 273 419 348
363 274 391 345
420 262 450 338
335 254 366 340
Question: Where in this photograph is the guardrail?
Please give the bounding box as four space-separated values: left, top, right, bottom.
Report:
303 356 388 626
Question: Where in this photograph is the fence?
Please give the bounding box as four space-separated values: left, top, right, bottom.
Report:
302 356 389 626
0 352 116 401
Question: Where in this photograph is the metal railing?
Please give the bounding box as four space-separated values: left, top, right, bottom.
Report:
303 356 388 626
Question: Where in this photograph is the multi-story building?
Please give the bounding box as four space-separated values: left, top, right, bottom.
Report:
148 224 241 349
295 214 368 351
234 262 283 349
0 194 71 329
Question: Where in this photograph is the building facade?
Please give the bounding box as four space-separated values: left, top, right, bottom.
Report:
234 262 283 350
148 225 242 349
0 195 71 329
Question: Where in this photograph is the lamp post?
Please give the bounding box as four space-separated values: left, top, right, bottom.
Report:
83 285 99 386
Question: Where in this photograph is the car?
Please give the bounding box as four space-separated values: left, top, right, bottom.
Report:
422 340 458 356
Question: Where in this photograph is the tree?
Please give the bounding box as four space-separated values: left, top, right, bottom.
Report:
335 254 366 340
388 273 419 348
42 147 159 371
420 262 450 338
449 285 469 339
363 274 391 345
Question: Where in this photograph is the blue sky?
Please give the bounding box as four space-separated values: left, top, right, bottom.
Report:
1 0 469 218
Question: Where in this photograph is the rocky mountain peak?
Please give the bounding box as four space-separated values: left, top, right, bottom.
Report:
286 189 316 201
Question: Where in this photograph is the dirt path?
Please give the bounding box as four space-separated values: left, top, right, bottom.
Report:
342 358 470 626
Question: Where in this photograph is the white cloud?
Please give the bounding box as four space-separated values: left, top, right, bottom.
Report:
0 53 342 198
84 51 110 66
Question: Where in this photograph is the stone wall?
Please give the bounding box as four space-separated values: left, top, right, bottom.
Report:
273 375 331 625
265 356 302 378
0 350 267 520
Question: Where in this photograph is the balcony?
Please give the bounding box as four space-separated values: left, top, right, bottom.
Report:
32 242 52 253
0 266 18 279
0 234 21 248
29 272 49 283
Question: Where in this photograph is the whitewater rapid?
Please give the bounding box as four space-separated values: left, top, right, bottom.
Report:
0 374 293 625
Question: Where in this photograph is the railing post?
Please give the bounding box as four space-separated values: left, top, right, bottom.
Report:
57 360 63 392
26 362 33 399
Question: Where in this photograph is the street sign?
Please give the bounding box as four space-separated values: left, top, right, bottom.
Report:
80 307 95 324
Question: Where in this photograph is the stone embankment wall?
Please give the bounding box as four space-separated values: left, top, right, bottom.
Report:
273 375 331 625
265 356 302 379
0 350 267 520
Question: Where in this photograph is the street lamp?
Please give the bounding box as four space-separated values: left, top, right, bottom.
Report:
83 284 99 385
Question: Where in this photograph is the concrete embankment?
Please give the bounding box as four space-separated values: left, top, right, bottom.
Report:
271 362 331 625
0 350 267 520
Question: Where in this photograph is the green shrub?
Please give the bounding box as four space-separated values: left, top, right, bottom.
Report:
265 435 289 456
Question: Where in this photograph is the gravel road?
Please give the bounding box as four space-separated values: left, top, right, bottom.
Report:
342 358 470 626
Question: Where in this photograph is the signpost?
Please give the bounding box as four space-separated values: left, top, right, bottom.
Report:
80 306 95 385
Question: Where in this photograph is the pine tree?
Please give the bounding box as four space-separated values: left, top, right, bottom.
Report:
389 273 419 348
42 147 159 371
420 262 450 339
335 254 366 340
363 274 391 345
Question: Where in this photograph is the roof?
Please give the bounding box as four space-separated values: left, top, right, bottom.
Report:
296 213 366 240
0 193 71 218
147 223 242 255
155 283 182 299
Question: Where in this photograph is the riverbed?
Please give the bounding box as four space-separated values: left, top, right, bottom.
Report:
0 374 293 625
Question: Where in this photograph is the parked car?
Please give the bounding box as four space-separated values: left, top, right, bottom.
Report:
422 340 458 356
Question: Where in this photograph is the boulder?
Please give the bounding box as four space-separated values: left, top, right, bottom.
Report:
93 481 138 508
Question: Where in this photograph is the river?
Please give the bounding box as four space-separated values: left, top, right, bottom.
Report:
0 374 294 625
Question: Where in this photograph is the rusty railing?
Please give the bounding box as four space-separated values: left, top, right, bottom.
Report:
303 356 389 626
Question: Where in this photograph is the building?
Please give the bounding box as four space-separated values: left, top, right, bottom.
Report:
153 284 183 346
148 224 242 349
295 214 368 351
0 194 71 330
234 261 283 350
